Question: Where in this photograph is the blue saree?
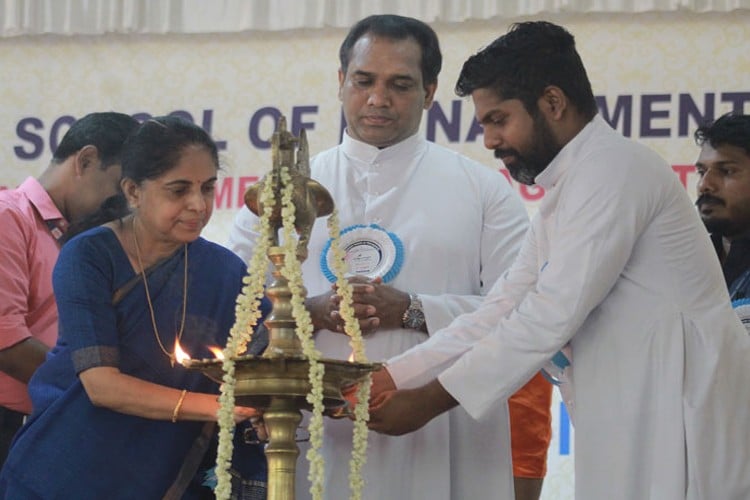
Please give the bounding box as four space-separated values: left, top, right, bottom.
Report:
0 227 270 499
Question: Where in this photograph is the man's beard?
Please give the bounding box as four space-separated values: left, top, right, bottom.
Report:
695 193 734 236
495 113 561 186
702 217 735 236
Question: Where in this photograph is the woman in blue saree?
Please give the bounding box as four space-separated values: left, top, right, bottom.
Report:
0 116 270 499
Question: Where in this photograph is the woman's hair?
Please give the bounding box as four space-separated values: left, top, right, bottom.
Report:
121 115 219 184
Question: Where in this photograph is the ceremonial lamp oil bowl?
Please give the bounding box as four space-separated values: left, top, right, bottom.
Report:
184 116 381 500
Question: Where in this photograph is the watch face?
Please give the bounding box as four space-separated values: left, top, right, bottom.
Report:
402 294 425 330
404 306 425 329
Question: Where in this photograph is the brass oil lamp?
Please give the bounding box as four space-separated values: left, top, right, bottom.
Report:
185 116 380 500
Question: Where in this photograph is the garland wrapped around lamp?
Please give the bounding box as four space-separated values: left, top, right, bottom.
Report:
184 116 379 500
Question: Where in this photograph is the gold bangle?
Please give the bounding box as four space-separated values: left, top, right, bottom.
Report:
172 389 188 423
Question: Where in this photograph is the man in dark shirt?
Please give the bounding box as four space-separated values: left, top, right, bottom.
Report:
695 112 750 302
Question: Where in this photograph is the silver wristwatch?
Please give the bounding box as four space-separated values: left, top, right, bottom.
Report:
401 293 425 330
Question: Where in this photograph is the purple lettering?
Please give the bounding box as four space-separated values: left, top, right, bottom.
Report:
596 95 633 137
640 94 671 138
14 117 45 160
721 92 750 113
249 107 282 149
426 100 461 142
49 115 76 153
291 106 318 137
199 109 226 150
678 93 714 137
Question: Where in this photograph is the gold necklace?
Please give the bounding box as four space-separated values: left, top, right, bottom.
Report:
132 218 188 367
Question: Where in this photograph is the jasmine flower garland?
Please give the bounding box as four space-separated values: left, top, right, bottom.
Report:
214 164 372 500
277 167 326 500
326 209 372 500
214 169 276 500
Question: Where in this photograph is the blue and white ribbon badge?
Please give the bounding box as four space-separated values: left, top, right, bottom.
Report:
320 224 404 283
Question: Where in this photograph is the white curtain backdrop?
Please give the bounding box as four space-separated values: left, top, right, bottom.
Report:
2 0 749 37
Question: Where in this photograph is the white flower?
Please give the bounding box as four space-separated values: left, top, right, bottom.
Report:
214 169 275 499
327 209 372 500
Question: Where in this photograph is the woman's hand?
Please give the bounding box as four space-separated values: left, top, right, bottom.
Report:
232 405 262 424
248 416 269 442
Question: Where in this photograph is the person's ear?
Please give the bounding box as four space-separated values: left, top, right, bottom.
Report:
121 178 140 209
338 68 346 102
540 86 567 120
423 82 438 110
73 145 101 177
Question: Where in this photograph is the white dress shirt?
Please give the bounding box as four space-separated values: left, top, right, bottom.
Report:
229 131 529 500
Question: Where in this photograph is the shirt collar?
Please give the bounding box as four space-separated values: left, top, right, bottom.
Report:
18 176 66 223
340 131 426 165
535 114 605 191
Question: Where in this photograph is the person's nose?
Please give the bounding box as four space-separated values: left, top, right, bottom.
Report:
697 168 718 195
483 129 502 151
367 82 390 107
187 190 207 213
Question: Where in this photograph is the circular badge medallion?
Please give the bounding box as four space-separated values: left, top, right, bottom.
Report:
321 224 403 283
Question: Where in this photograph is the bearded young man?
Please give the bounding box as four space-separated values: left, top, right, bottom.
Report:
368 21 750 500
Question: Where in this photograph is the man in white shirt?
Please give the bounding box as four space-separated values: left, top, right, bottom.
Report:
228 14 550 500
368 21 750 500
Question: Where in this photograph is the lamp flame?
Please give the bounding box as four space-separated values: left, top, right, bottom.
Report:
208 346 225 360
348 352 355 363
174 341 190 364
